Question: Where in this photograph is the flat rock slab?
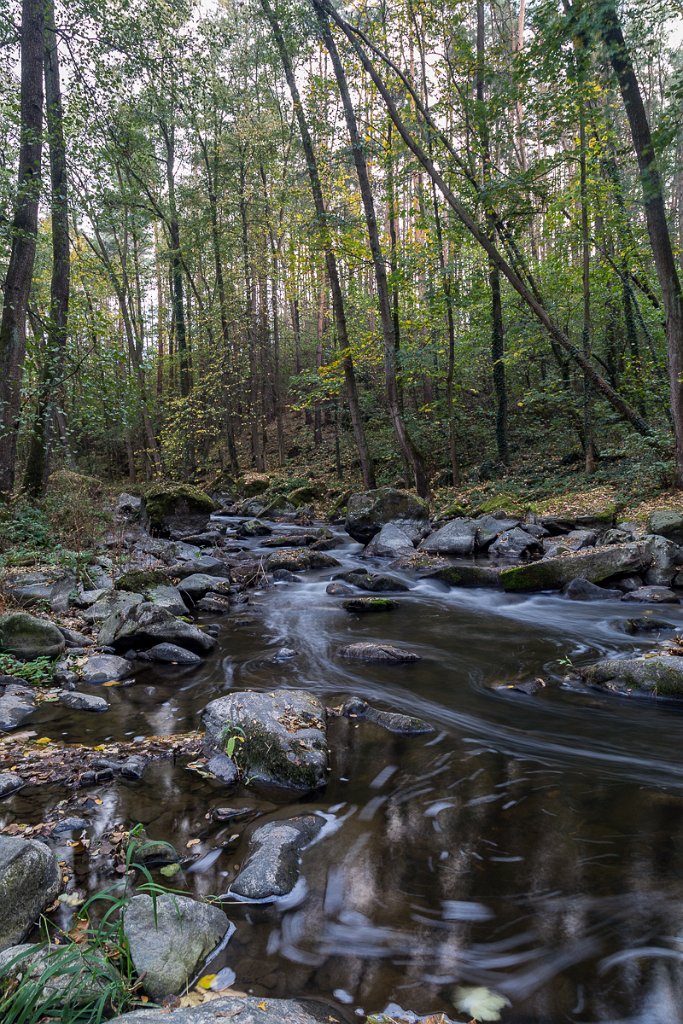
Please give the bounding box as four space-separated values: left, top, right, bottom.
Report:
500 543 651 592
338 642 421 664
230 814 325 900
108 996 333 1024
123 893 230 1000
621 586 680 603
265 549 340 572
0 835 61 950
203 690 328 793
81 654 132 683
0 613 65 660
341 696 433 735
58 691 109 713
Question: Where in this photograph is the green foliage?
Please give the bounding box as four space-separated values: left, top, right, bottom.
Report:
0 654 55 686
221 725 246 760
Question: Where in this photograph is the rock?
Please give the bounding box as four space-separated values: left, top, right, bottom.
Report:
172 556 231 579
240 473 271 497
0 773 24 798
123 893 230 1000
500 542 651 592
345 487 430 544
580 655 683 696
144 484 217 537
120 755 149 780
419 518 477 557
146 584 187 616
271 647 297 662
338 569 408 593
364 522 416 558
264 549 340 572
107 996 332 1024
59 691 109 713
621 617 676 635
237 519 272 538
491 679 545 696
0 612 65 660
474 513 521 549
51 816 90 833
326 582 355 596
145 643 202 665
621 586 680 603
271 568 301 582
177 573 232 601
262 533 319 548
82 590 144 624
424 564 503 587
59 626 93 648
343 598 400 614
1 571 54 607
489 526 543 563
564 578 623 601
230 814 324 901
115 491 145 521
206 752 239 785
614 574 644 592
0 681 35 731
81 654 133 684
643 534 683 586
203 690 328 793
99 602 216 653
196 593 231 614
341 696 433 734
0 836 61 950
648 509 683 545
337 642 421 664
129 831 181 866
0 943 114 1007
542 529 598 558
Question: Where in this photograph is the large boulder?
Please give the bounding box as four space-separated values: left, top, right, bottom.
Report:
345 487 429 544
0 612 65 660
642 534 683 586
98 602 216 653
123 894 230 1000
500 542 651 592
580 655 683 697
419 518 477 557
0 836 61 950
108 996 333 1024
474 513 521 550
144 484 217 537
81 590 144 624
264 549 340 573
177 573 232 601
230 814 325 901
364 522 416 558
542 529 597 559
146 584 187 616
488 526 543 563
203 689 328 793
648 509 683 545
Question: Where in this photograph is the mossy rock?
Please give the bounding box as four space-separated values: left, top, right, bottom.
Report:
288 483 324 506
114 568 172 593
144 483 216 535
239 473 272 497
342 597 400 613
501 542 650 593
47 470 103 499
475 494 531 516
581 655 683 697
427 564 503 587
0 612 65 660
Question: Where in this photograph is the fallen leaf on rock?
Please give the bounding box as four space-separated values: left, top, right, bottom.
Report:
197 974 216 990
186 838 200 848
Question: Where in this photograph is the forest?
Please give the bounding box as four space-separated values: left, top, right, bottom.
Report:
1 2 683 1023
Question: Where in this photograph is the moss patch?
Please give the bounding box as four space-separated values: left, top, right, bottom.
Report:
114 568 172 593
143 483 216 529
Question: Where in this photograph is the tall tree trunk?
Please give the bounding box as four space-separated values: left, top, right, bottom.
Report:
260 0 376 489
0 0 44 497
161 119 190 398
24 0 70 495
313 0 429 496
579 105 595 473
598 1 683 483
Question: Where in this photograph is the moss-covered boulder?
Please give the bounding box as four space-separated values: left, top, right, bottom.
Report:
144 484 216 537
0 612 65 660
239 473 271 497
345 487 429 543
288 483 323 506
114 567 172 592
580 655 683 697
203 689 328 792
500 542 650 593
425 564 503 588
648 509 683 545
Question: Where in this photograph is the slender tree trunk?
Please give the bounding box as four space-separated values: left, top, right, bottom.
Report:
161 120 190 398
313 0 429 496
0 0 44 497
260 0 376 489
579 104 595 472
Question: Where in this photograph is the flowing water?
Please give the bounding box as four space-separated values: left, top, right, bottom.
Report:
6 518 683 1024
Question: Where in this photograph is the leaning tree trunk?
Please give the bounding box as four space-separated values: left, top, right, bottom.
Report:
0 0 44 497
312 0 429 497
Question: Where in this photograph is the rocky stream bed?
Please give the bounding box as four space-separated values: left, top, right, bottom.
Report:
3 486 683 1022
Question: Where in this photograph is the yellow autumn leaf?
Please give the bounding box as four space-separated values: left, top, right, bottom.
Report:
186 838 200 848
257 1002 267 1011
93 744 107 751
197 975 216 990
35 737 52 745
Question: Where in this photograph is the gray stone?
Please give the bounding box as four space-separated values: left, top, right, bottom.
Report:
0 681 36 732
203 689 328 793
648 509 683 545
82 590 144 624
489 526 543 563
621 617 676 635
230 815 325 901
341 695 433 735
196 593 231 614
49 576 76 614
264 549 340 572
206 752 239 785
145 643 202 665
237 519 272 537
364 522 416 558
59 627 93 648
272 647 297 662
643 534 683 586
419 518 477 557
580 655 683 696
345 487 429 544
326 582 354 596
342 597 400 613
115 492 145 520
147 584 187 616
123 894 230 1000
474 513 521 549
0 836 60 950
0 612 65 660
344 571 408 593
564 578 623 601
99 602 216 653
172 557 231 579
107 996 332 1024
81 654 132 684
338 642 421 664
543 529 598 558
0 773 24 798
621 586 680 604
58 691 109 713
120 755 149 780
177 574 231 601
424 563 503 587
500 542 652 592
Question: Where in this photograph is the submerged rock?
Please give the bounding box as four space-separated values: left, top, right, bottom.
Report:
500 543 651 592
230 814 325 901
337 642 421 664
580 655 683 696
0 836 61 950
345 487 429 544
203 689 328 793
326 581 354 596
620 617 676 635
108 996 333 1024
0 612 65 660
341 696 433 735
123 893 230 1000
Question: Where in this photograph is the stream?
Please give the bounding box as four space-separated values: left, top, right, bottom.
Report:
6 516 683 1024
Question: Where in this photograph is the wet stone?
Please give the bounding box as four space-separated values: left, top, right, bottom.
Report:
206 751 239 785
342 597 400 614
81 654 132 684
341 696 433 735
326 581 354 596
337 642 421 664
0 773 24 798
230 814 325 901
621 586 680 604
58 691 109 713
0 682 36 731
564 578 623 601
145 643 202 665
